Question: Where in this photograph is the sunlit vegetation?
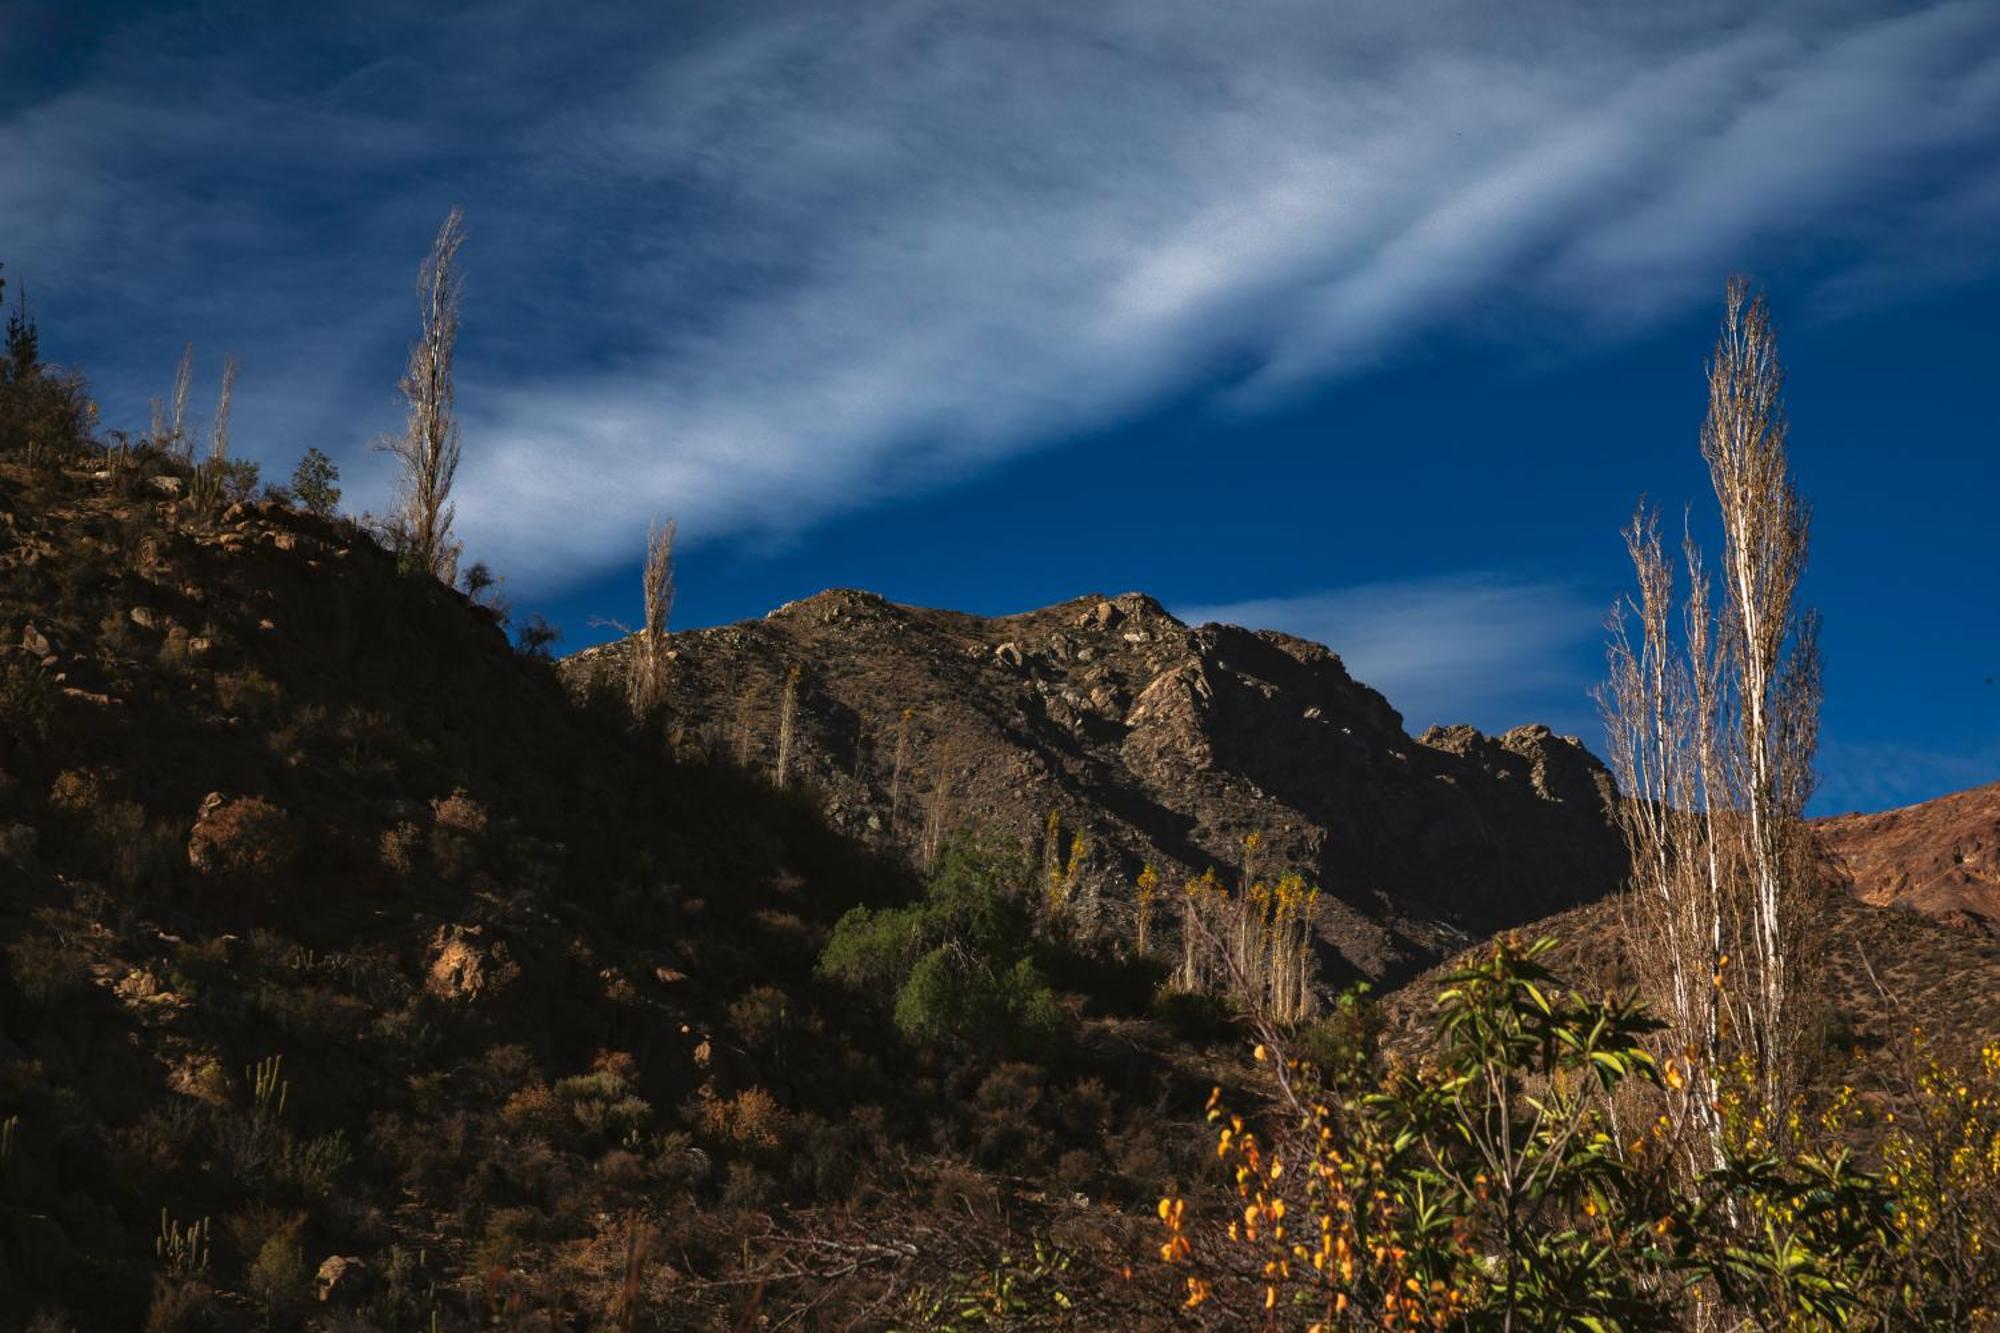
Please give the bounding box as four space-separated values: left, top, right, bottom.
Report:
819 836 1067 1056
1168 835 1321 1024
1158 936 2000 1328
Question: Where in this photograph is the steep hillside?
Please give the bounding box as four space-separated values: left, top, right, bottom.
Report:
1816 781 2000 936
0 444 1229 1329
566 590 1625 984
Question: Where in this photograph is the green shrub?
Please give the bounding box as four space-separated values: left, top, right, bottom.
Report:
819 836 1066 1056
245 1225 311 1327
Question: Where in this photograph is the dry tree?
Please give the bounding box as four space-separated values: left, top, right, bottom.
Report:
168 341 195 458
1600 277 1821 1178
210 354 237 465
1701 278 1821 1120
379 206 466 583
732 682 761 768
919 766 952 870
774 663 802 785
1135 863 1159 955
186 353 240 516
888 707 913 834
625 517 676 720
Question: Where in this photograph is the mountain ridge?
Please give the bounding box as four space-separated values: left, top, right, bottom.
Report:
565 586 1629 986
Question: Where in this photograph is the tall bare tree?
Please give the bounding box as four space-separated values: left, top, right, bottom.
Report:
1702 278 1821 1118
210 355 238 464
168 342 195 458
1601 278 1821 1181
775 663 801 785
381 207 466 582
626 518 676 719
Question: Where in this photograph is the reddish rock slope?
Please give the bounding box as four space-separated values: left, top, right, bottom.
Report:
1816 781 2000 937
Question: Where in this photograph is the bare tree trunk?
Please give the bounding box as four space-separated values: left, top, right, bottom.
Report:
775 664 801 786
380 207 466 583
733 684 761 768
169 342 195 459
889 708 912 834
211 355 238 464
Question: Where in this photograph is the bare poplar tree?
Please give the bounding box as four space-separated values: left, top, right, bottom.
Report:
625 518 677 719
888 707 913 834
1702 278 1821 1118
919 765 953 871
210 355 238 464
733 684 761 768
1602 508 1734 1181
1601 277 1821 1178
168 342 195 458
775 664 801 785
381 207 466 583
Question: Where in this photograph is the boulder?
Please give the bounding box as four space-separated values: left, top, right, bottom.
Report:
315 1254 372 1305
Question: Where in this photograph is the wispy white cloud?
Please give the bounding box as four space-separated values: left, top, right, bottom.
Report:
1178 575 1603 734
3 2 1997 590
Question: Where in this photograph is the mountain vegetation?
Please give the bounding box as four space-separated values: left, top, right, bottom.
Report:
0 254 1994 1330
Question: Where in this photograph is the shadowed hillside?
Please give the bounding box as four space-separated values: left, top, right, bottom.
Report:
0 432 1244 1328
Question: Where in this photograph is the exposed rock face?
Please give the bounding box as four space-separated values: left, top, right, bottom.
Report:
316 1254 372 1306
566 590 1627 983
1816 781 2000 937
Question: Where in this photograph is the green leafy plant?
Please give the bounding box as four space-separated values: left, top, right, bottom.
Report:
1160 935 1913 1327
290 446 340 517
819 836 1065 1056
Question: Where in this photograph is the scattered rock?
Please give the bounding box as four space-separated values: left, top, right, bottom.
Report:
316 1254 372 1306
114 969 163 1001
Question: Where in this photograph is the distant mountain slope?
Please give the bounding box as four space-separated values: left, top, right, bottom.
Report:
1381 889 2000 1077
1815 781 2000 937
567 589 1627 984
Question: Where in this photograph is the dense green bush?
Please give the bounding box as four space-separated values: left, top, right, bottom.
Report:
819 835 1066 1056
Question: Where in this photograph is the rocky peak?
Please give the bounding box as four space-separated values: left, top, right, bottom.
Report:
566 589 1629 984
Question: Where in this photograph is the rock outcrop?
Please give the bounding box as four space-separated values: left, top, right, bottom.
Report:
567 590 1627 983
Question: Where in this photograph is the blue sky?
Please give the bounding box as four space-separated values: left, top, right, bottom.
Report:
4 0 1996 813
